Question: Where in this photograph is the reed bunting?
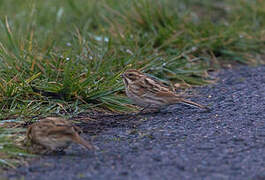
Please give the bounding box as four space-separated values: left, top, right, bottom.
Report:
25 117 94 154
121 69 209 112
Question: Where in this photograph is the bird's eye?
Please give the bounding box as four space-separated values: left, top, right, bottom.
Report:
128 73 133 77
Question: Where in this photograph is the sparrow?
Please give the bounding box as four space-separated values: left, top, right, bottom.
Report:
25 117 94 154
121 69 209 112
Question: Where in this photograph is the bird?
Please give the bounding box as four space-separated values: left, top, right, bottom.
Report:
121 69 209 113
25 117 94 154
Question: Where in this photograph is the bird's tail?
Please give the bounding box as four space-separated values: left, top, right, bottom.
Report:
179 98 209 110
73 133 94 150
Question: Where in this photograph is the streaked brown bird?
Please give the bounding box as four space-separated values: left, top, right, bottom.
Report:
26 117 94 154
121 69 209 112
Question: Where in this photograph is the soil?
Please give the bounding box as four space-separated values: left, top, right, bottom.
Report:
2 66 265 180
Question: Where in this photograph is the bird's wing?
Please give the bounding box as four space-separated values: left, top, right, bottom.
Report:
46 126 74 136
142 76 173 94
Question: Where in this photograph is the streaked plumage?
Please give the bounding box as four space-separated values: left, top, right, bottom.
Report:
121 69 208 111
26 117 93 154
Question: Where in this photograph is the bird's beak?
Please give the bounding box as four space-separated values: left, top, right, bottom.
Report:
120 74 124 78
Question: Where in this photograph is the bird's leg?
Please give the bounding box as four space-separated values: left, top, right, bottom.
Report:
54 149 66 155
137 105 160 115
136 104 151 115
138 105 150 114
42 149 53 155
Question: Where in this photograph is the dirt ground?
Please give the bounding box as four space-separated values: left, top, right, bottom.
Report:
2 66 265 180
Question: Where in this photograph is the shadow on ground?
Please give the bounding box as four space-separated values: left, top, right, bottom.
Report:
3 66 265 180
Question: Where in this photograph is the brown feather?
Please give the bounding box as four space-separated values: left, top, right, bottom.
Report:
25 117 94 153
121 69 208 110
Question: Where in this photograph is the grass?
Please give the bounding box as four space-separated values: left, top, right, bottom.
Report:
0 123 34 168
0 0 265 168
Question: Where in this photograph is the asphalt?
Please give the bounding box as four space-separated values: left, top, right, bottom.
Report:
3 66 265 180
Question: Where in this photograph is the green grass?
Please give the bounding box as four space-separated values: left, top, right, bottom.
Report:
0 124 34 168
0 0 265 168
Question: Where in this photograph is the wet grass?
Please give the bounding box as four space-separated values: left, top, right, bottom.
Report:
0 125 34 168
0 0 265 168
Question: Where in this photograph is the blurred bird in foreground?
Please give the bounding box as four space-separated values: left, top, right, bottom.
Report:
121 69 209 113
25 117 94 154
